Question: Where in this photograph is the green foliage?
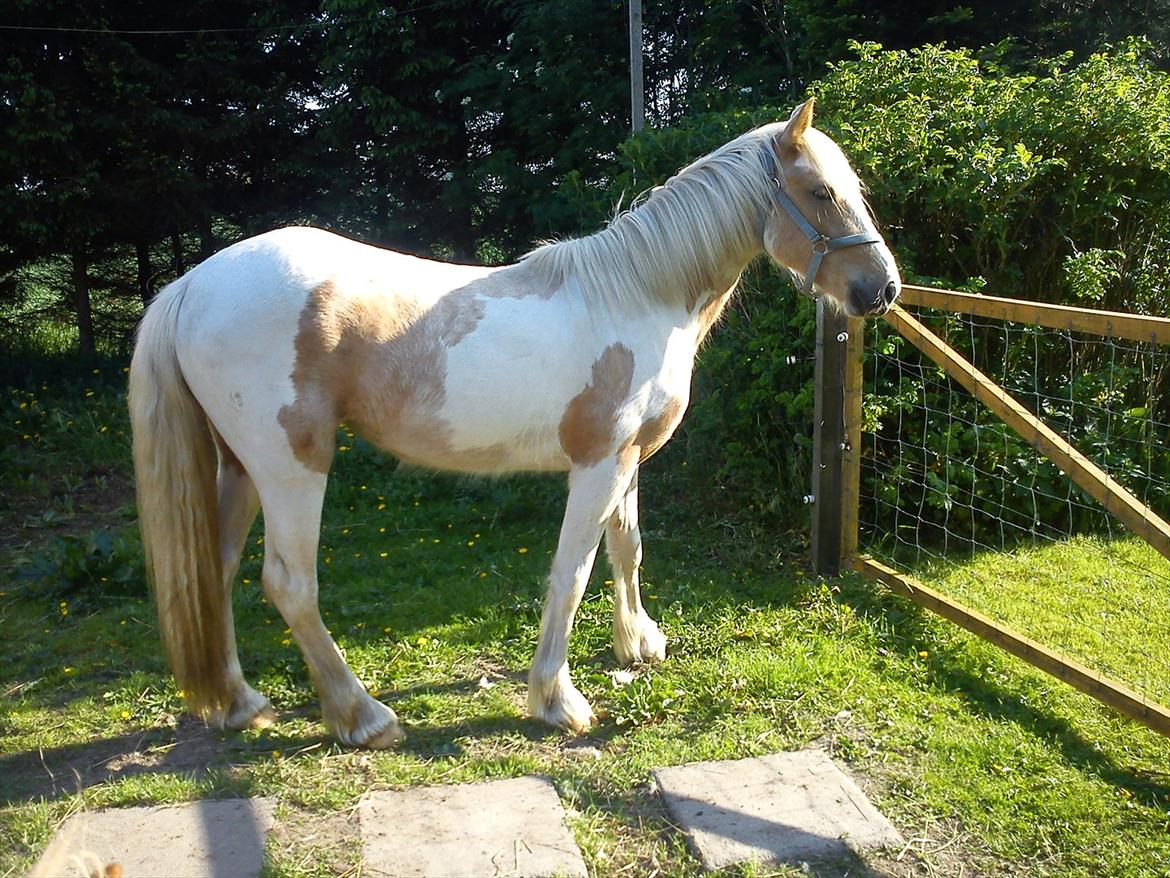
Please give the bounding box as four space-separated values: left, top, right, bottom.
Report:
814 39 1170 310
610 673 686 727
14 530 143 602
812 41 1170 544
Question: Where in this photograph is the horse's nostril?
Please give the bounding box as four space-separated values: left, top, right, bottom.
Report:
883 281 899 305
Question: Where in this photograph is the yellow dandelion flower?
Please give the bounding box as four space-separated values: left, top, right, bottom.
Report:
379 551 389 558
518 547 528 554
467 540 475 547
121 709 131 719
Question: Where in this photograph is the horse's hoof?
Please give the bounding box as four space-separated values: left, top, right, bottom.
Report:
615 615 667 666
225 686 277 730
529 679 595 733
638 618 668 664
331 695 404 749
360 721 406 749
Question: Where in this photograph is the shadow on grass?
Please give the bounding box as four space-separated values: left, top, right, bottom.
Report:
831 574 1170 809
0 716 248 805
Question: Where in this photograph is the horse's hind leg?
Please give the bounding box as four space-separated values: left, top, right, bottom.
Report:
257 470 403 748
213 447 277 730
606 469 667 666
529 456 638 732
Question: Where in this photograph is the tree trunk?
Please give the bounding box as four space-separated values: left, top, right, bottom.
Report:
170 230 185 276
197 213 215 261
72 249 95 355
135 237 154 306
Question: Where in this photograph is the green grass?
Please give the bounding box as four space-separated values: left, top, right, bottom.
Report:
3 369 1170 878
904 536 1170 707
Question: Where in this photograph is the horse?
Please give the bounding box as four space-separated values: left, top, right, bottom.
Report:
128 98 900 748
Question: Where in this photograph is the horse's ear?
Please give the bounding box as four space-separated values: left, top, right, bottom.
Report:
777 98 815 153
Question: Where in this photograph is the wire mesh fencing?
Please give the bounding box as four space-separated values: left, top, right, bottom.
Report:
857 299 1170 708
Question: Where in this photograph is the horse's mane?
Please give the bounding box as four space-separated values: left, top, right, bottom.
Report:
522 122 788 311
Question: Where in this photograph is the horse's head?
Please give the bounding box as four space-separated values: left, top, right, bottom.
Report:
762 99 900 317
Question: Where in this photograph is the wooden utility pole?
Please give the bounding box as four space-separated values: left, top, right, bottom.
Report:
629 0 644 132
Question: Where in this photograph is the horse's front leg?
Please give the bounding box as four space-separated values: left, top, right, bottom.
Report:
529 456 637 732
607 468 667 665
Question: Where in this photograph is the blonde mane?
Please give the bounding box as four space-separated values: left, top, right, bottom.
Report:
523 122 790 310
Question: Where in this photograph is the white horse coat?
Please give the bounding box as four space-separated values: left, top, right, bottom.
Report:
129 100 900 747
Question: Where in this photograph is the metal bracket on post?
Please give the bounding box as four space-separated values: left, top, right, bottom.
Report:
811 299 848 576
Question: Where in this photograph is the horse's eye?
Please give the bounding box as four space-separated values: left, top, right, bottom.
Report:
813 186 832 201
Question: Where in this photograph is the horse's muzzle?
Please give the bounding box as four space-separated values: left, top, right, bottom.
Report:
849 278 900 316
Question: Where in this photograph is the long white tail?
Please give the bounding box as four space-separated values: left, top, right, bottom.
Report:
128 281 231 723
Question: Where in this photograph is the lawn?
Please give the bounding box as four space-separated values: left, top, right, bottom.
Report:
2 360 1169 878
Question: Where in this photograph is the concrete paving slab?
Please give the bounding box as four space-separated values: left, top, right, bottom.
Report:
654 750 902 871
31 797 275 878
360 775 587 878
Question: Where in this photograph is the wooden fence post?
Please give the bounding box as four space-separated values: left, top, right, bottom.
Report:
841 316 864 566
812 300 848 575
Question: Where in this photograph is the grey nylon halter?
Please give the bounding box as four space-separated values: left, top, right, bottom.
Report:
763 150 882 298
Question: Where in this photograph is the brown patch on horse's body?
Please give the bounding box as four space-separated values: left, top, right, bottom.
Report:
694 286 736 346
277 271 544 474
559 343 687 468
558 343 636 466
631 397 685 463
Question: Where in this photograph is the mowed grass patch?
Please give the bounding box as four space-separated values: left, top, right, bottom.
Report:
1 375 1169 877
907 535 1170 706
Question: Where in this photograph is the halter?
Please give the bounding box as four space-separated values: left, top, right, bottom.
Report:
763 151 881 299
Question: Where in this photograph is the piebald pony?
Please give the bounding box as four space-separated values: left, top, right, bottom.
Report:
129 99 900 747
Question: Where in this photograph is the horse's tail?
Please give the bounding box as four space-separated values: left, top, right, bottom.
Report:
128 279 231 724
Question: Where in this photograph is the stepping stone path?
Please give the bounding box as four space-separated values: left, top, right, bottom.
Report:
654 750 904 870
30 750 899 876
31 797 275 878
359 775 588 878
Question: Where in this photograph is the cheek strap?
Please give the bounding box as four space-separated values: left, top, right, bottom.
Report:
762 151 881 298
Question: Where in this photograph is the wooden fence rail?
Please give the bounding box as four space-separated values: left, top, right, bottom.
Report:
811 286 1170 736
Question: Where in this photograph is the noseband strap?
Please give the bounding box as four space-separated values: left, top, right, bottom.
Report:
764 154 881 298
